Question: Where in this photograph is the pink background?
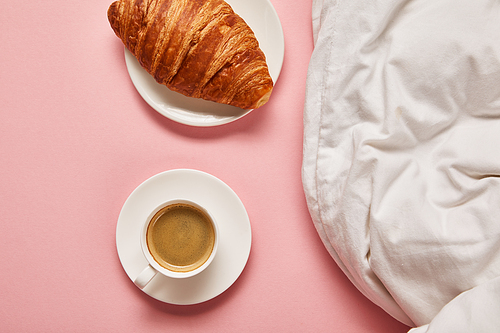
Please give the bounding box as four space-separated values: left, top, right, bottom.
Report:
0 0 410 332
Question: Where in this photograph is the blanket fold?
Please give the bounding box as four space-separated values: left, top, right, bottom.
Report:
302 0 500 329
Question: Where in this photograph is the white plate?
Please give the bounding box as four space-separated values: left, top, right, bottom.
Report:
116 169 252 304
124 0 285 126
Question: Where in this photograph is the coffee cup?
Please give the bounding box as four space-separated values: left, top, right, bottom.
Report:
134 199 219 288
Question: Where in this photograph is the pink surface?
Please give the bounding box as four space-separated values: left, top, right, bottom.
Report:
0 0 410 332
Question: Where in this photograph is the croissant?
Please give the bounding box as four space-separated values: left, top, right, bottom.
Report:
107 0 274 109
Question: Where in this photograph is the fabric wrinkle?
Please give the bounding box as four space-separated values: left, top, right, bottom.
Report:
303 0 500 330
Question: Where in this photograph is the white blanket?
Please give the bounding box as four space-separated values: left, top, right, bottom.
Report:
302 0 500 330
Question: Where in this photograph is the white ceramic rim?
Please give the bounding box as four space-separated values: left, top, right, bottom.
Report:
124 0 285 127
140 199 219 279
116 169 252 305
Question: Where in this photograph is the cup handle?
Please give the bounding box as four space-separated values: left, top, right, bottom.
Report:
134 265 158 289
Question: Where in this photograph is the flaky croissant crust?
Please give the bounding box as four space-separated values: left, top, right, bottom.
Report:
108 0 273 109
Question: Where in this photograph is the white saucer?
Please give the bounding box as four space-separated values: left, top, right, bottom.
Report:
116 169 252 304
124 0 285 127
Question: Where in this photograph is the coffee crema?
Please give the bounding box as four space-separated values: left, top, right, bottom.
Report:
146 203 215 273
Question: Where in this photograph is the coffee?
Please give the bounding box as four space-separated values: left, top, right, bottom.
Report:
146 203 215 273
